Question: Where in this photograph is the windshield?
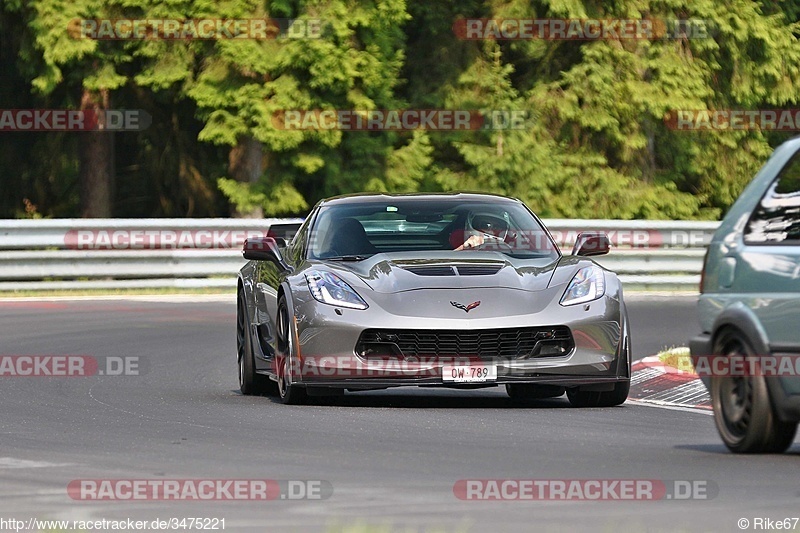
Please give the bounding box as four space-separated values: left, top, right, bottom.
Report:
308 198 560 260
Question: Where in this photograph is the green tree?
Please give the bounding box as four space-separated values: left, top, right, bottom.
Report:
10 0 129 216
190 0 409 216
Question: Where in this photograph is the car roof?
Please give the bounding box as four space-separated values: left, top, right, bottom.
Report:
318 192 523 207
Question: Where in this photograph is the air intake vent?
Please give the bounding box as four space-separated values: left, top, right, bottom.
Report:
357 326 574 359
456 264 503 276
403 266 456 276
401 264 502 276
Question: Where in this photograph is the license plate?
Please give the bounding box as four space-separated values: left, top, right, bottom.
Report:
442 364 497 383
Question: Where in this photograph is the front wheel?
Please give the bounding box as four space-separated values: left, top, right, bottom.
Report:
237 292 277 396
276 295 307 405
710 330 797 453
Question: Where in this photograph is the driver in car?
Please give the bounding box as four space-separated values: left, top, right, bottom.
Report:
454 213 510 251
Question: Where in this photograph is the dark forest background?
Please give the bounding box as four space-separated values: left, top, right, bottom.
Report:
2 0 800 219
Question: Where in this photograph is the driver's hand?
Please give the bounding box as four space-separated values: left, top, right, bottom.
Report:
455 233 484 251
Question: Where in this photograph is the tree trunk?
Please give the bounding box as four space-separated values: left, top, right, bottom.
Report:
228 136 264 218
78 88 113 217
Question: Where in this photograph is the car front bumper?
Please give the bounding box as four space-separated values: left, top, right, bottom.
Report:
288 286 630 389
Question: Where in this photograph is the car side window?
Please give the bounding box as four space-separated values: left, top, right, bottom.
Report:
744 151 800 245
287 218 310 263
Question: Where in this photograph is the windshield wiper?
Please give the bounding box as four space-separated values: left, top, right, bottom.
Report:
326 255 371 262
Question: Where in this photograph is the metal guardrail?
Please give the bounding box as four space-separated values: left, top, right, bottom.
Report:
0 218 718 291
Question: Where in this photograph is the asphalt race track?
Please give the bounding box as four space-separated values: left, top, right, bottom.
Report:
0 294 797 532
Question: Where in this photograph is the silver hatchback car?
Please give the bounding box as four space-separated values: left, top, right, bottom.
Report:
691 136 800 453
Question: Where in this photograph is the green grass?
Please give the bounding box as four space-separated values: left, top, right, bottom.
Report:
657 346 695 372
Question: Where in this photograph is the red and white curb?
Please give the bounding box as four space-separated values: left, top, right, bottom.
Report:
629 356 711 411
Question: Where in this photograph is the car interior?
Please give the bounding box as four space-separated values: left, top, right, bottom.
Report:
313 205 557 259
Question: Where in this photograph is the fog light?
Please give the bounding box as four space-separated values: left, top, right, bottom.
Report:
534 341 571 357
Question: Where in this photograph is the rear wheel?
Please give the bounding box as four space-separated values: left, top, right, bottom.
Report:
276 295 307 405
506 384 565 400
237 292 277 396
710 330 797 453
567 381 630 407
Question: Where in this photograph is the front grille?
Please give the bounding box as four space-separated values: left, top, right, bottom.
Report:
356 326 574 359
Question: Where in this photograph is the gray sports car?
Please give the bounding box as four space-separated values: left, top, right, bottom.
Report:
236 193 631 406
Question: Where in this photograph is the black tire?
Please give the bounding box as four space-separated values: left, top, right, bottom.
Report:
276 295 307 405
567 325 632 408
506 384 565 400
237 292 277 396
567 381 630 407
710 330 797 454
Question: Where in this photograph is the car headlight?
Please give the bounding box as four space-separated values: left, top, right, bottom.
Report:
560 265 605 306
305 270 368 310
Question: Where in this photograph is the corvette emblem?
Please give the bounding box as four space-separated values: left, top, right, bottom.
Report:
450 300 481 313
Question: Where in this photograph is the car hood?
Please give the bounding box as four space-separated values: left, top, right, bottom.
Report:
316 252 560 294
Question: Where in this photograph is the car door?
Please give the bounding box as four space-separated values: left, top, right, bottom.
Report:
737 149 800 392
252 219 310 370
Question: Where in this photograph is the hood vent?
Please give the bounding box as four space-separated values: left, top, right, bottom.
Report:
456 264 503 276
402 264 502 276
403 265 457 276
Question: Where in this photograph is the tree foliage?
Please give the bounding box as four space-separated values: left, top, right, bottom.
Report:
2 0 800 219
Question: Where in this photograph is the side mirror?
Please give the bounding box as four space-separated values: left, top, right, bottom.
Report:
267 223 301 242
572 232 610 257
243 237 291 271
